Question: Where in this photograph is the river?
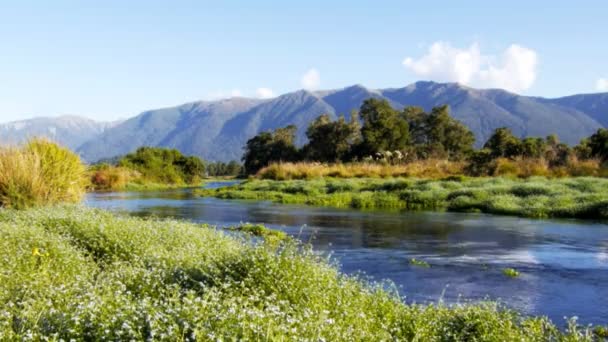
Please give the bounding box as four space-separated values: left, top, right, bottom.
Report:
84 181 608 326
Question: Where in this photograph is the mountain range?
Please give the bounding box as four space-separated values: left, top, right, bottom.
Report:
0 116 119 150
1 81 607 162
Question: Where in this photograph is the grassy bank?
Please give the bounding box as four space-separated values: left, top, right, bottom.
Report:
0 206 601 340
256 159 604 180
198 176 608 219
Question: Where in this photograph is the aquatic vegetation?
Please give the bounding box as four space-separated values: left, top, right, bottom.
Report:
0 206 597 340
198 176 608 219
0 139 86 209
593 326 608 338
503 268 521 278
409 258 430 268
229 223 288 241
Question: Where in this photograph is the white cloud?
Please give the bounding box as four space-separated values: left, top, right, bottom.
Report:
300 68 321 90
596 78 608 92
255 87 275 99
402 42 538 93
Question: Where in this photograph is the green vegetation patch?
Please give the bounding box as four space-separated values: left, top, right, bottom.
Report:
409 258 430 268
503 268 521 278
0 206 597 340
228 223 288 243
198 176 608 219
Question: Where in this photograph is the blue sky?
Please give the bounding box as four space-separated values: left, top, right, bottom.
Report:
0 1 606 123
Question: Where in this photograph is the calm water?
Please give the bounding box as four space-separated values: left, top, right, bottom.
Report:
85 182 608 326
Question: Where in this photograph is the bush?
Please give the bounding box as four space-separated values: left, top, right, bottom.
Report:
0 139 86 209
89 165 139 191
118 147 205 185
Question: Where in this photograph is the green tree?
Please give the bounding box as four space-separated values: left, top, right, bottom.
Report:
304 114 360 162
426 105 475 159
242 125 299 174
357 99 409 156
520 137 545 158
483 127 522 158
403 105 474 160
584 128 608 162
401 106 427 145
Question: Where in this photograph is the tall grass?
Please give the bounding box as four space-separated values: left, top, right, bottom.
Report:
0 206 599 340
0 139 86 209
89 165 139 191
258 160 467 180
199 176 608 219
257 158 602 181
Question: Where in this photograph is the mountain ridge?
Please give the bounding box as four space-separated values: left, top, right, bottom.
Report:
2 82 607 162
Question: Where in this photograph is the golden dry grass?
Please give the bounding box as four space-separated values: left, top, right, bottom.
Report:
256 157 603 181
0 138 86 209
256 160 467 180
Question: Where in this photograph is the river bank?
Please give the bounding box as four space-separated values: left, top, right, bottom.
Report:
2 206 606 340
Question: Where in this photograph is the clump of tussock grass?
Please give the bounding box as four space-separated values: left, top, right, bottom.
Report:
0 206 598 340
0 139 86 209
198 176 608 219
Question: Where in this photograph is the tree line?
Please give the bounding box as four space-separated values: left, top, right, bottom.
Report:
243 98 608 175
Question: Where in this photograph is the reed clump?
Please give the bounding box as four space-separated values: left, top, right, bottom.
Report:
0 139 86 209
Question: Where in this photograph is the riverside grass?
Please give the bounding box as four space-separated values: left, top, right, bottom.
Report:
0 139 86 209
198 176 608 219
0 206 600 340
256 159 603 180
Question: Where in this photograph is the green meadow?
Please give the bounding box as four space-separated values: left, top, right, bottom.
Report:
197 176 608 219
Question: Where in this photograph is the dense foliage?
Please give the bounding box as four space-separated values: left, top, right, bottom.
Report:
241 98 608 176
243 125 299 174
205 160 243 177
0 207 601 340
118 147 205 185
0 139 86 209
243 100 477 174
199 176 608 219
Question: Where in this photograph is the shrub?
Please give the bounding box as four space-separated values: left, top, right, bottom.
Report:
0 139 86 209
89 165 139 191
118 147 205 185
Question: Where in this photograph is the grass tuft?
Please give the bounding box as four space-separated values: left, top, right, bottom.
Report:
0 138 86 209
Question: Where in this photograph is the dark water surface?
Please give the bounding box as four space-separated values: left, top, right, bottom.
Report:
85 182 608 326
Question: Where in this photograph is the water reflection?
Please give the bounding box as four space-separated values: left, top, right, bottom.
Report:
85 185 608 325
